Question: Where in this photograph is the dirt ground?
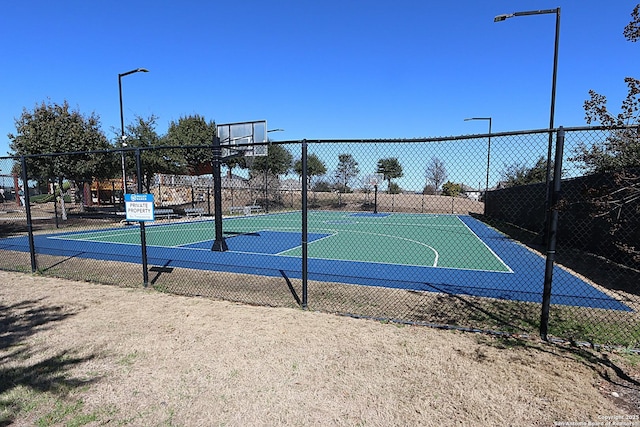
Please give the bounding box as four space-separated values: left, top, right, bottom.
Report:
1 270 639 426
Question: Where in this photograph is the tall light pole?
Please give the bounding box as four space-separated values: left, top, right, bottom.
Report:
494 8 561 233
119 68 149 197
495 9 562 342
464 117 492 194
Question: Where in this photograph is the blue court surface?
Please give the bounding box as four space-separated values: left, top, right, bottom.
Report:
0 211 630 311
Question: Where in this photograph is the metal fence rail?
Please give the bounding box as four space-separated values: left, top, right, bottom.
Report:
1 125 638 348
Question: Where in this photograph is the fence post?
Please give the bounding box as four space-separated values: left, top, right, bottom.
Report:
540 126 565 341
20 156 37 273
211 133 228 251
301 140 308 309
135 148 150 286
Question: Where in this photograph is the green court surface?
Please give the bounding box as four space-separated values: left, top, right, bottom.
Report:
59 211 510 272
280 212 510 271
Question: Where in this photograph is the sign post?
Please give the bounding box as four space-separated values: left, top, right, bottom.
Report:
124 191 153 287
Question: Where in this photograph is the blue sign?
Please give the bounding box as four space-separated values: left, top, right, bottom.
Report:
125 194 155 221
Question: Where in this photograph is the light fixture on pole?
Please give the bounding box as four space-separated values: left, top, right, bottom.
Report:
494 8 560 223
118 68 149 198
464 117 492 194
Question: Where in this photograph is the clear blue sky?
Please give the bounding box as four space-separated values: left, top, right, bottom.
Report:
0 1 637 189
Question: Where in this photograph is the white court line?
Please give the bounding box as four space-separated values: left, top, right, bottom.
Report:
276 226 440 267
48 229 140 242
274 230 337 255
454 216 513 273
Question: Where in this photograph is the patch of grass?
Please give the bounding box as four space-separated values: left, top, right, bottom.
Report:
118 351 139 367
407 291 640 349
162 407 177 427
36 400 81 426
35 398 106 427
1 388 104 427
1 264 34 273
549 309 640 348
153 283 173 293
479 335 534 350
0 385 44 424
616 349 640 367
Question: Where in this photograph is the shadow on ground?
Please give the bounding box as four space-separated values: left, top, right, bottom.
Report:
0 298 98 425
481 335 640 415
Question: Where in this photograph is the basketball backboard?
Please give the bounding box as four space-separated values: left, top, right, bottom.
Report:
368 173 385 187
218 120 268 159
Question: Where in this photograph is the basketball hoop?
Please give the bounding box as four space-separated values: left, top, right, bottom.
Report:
218 121 268 160
212 120 267 252
368 173 384 214
369 173 384 187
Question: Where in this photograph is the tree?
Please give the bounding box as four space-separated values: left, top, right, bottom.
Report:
124 115 184 192
441 181 462 197
376 158 403 194
223 156 247 179
294 153 327 189
623 4 640 42
251 143 293 177
500 156 549 188
165 114 216 175
335 153 359 192
250 144 293 205
422 184 436 195
312 180 332 192
571 4 640 265
574 77 640 173
388 182 402 194
573 3 640 174
570 4 640 187
425 157 447 193
8 100 113 216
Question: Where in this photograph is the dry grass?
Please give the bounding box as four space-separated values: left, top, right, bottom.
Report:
1 270 638 426
1 247 639 347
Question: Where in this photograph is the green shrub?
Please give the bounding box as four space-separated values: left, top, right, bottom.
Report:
442 181 462 197
388 182 402 194
30 194 54 203
29 194 71 203
312 181 332 192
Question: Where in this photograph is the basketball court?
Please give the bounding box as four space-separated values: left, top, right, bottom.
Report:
0 211 630 311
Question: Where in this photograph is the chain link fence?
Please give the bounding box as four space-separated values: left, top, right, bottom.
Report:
1 126 638 347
